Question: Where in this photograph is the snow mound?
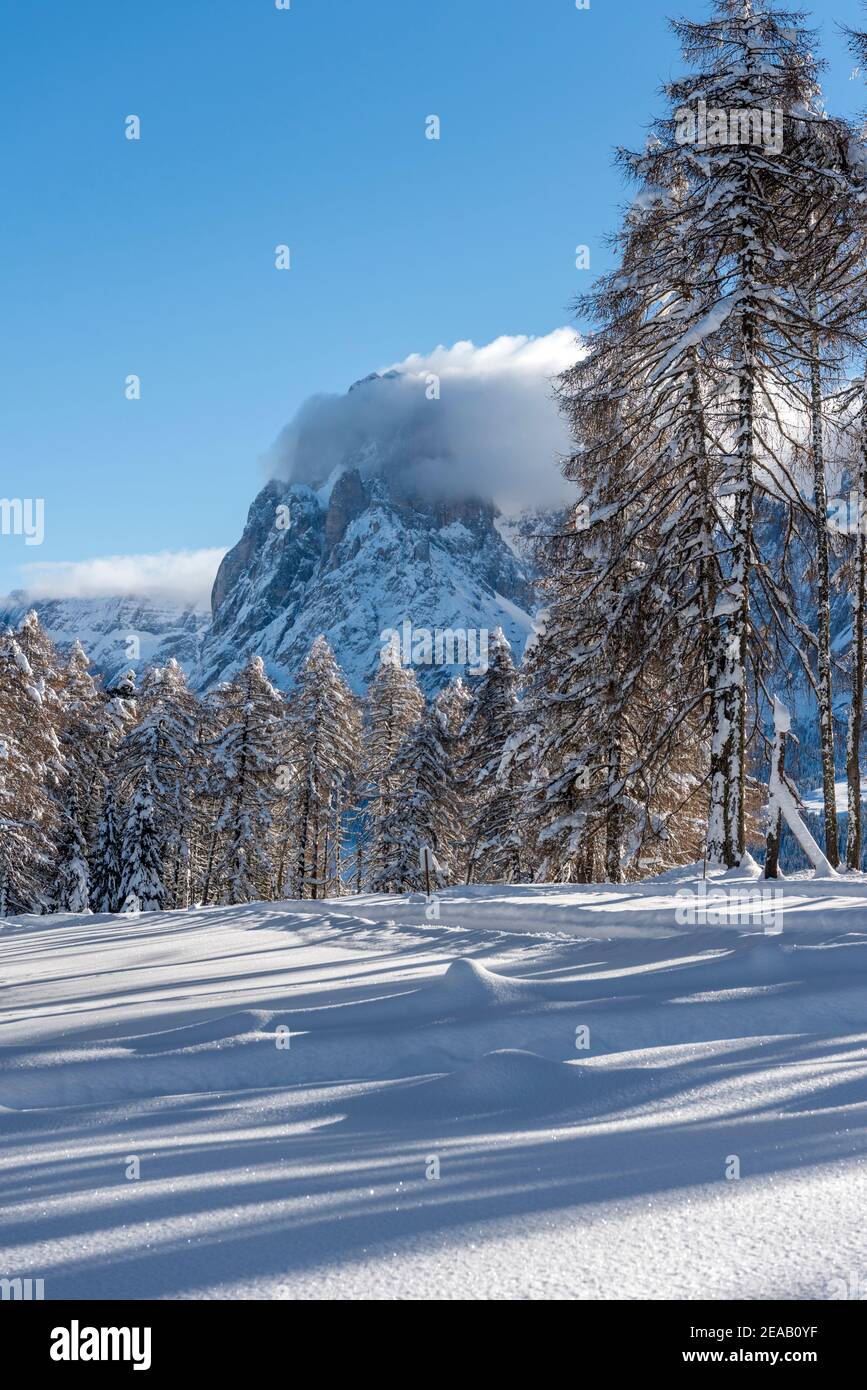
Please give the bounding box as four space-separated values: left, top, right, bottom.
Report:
279 957 543 1032
423 958 538 1011
351 1049 586 1124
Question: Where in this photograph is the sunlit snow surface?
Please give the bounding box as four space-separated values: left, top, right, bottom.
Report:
2 867 866 1300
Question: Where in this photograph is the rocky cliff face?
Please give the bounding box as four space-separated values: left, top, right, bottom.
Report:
197 467 539 694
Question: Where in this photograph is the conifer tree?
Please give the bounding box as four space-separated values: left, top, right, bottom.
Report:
459 630 522 883
285 637 362 898
205 656 286 905
118 774 165 912
372 705 458 893
434 677 473 740
431 678 472 873
550 0 867 874
842 17 867 864
57 641 120 851
0 628 65 911
364 649 424 887
50 786 92 914
115 660 201 907
91 781 123 914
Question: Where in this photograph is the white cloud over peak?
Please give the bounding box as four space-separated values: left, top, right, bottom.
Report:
269 328 583 514
386 328 580 381
6 331 581 611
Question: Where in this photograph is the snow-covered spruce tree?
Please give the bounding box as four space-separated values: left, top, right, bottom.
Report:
363 648 425 888
158 661 207 909
105 667 138 724
284 637 362 899
205 656 286 905
58 641 102 793
430 678 472 873
49 786 91 914
114 660 202 908
371 703 459 893
57 640 126 853
434 676 473 740
91 780 123 913
499 619 552 883
0 870 20 919
194 687 230 906
118 774 165 912
459 630 522 883
183 690 226 905
0 627 65 912
519 591 595 883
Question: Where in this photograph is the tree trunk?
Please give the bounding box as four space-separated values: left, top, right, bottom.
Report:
810 317 839 866
765 719 787 879
310 791 321 901
846 375 867 871
684 349 726 869
605 736 623 883
332 786 343 896
725 339 755 867
201 824 219 906
295 781 311 900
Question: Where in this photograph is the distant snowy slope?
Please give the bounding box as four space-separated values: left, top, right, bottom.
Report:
0 593 210 688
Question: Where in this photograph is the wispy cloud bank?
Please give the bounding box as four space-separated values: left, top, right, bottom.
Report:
11 548 226 610
267 329 582 514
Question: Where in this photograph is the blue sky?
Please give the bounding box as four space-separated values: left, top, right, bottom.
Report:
2 0 866 602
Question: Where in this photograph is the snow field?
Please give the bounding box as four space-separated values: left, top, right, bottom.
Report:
1 870 866 1299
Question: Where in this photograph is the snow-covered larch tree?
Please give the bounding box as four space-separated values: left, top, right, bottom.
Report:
552 0 867 874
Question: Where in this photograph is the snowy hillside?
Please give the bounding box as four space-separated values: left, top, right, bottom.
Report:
0 594 210 691
3 867 867 1300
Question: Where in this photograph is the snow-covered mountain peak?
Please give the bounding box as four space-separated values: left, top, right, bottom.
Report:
199 462 540 693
